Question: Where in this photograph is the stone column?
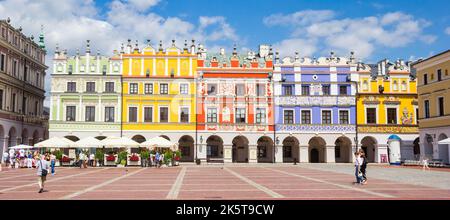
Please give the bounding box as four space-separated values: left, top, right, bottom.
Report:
432 143 439 160
223 144 232 163
325 145 335 163
275 144 283 163
377 144 388 163
249 144 257 163
299 145 308 163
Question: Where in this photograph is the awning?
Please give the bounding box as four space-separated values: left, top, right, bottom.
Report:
72 136 103 148
99 136 140 148
9 145 35 149
34 137 75 148
140 136 177 150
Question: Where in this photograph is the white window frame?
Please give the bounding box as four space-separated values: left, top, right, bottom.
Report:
364 104 379 124
206 107 218 123
142 105 154 123
235 107 246 123
129 83 138 94
255 107 267 124
320 109 333 125
104 106 115 122
160 83 169 94
127 105 139 123
424 100 430 118
105 81 115 93
179 106 190 123
385 105 399 125
283 109 295 124
300 109 312 124
179 83 189 95
338 109 350 125
159 106 169 123
64 105 77 122
0 52 6 72
144 83 153 94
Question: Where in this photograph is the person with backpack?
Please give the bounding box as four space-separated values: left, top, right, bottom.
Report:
155 151 160 168
36 155 49 193
359 149 368 184
354 151 363 184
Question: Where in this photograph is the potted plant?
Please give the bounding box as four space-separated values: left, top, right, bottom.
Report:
53 150 63 166
117 150 128 167
61 155 71 166
95 149 104 167
174 150 181 166
164 150 173 167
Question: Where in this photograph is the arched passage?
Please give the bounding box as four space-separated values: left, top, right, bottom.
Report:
282 136 299 163
424 135 434 159
178 135 195 162
21 128 28 145
335 136 352 163
0 125 5 157
206 135 223 160
159 135 170 141
413 137 420 160
8 127 17 147
95 136 107 140
31 130 40 146
64 135 79 142
257 136 274 163
438 133 449 164
308 137 326 163
361 136 377 163
232 136 249 163
131 135 146 143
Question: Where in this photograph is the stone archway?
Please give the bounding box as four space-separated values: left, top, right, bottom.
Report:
424 135 434 159
159 135 170 141
31 130 40 146
361 136 377 163
95 136 107 140
21 128 29 145
64 135 79 142
257 136 274 163
413 137 420 160
308 137 326 163
282 136 299 163
232 136 249 163
438 133 449 164
131 135 146 143
178 135 195 162
206 135 223 160
8 127 17 147
335 136 352 163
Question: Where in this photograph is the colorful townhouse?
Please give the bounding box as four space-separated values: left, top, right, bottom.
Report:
120 40 197 160
49 40 122 145
414 50 450 164
356 59 419 164
273 51 358 163
0 18 48 156
196 45 274 163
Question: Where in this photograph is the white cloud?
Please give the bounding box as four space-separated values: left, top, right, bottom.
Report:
272 38 317 58
264 10 435 60
445 27 450 35
0 0 240 107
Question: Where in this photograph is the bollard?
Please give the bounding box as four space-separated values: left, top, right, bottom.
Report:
294 158 297 165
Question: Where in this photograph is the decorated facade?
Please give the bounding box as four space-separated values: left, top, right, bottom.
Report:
196 45 274 163
356 59 419 164
49 41 122 142
0 18 48 156
273 51 358 163
120 39 197 160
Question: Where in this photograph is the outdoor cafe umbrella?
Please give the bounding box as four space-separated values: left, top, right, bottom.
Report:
8 144 35 149
438 138 450 144
140 136 177 150
72 136 103 148
99 136 140 148
34 137 75 148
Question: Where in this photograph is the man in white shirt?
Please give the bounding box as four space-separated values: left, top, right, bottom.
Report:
79 152 84 168
36 155 49 193
2 151 9 168
89 153 95 167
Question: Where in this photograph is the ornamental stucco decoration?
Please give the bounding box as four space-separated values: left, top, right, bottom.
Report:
275 96 355 106
276 124 356 132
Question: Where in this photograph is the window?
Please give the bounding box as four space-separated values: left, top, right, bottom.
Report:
144 83 153 94
207 108 217 123
339 110 349 124
105 107 114 122
180 107 189 123
256 84 265 96
11 93 16 112
424 100 430 118
235 84 245 96
301 110 311 124
401 81 407 91
22 97 26 114
284 110 294 124
283 85 293 96
128 107 137 122
160 107 169 122
102 65 107 75
207 83 217 95
67 82 77 92
105 82 115 93
0 89 3 110
393 81 398 90
68 65 73 74
340 85 348 95
36 73 39 87
387 108 397 124
362 80 368 90
34 101 39 116
283 146 292 158
322 85 330 95
438 97 444 117
180 84 189 95
322 110 332 124
12 60 17 76
256 108 266 124
235 108 246 123
129 83 138 94
160 83 168 94
302 85 310 95
85 106 95 122
86 82 95 93
144 107 153 122
66 106 76 121
24 66 28 81
437 69 442 81
424 74 428 85
0 53 5 71
207 145 219 157
366 108 376 124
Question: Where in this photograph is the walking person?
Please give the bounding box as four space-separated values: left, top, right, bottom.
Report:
27 152 33 168
2 151 9 169
89 153 95 167
9 149 15 169
36 155 49 193
422 156 430 171
354 152 363 185
78 151 84 168
50 153 56 175
359 149 368 184
160 152 164 167
155 151 160 168
149 151 154 167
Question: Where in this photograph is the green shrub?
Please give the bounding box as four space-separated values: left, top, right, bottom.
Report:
52 150 63 160
118 151 128 165
140 149 149 159
95 149 104 161
120 159 126 166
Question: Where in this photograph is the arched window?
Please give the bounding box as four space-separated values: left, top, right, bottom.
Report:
401 81 407 91
362 80 368 90
393 80 398 90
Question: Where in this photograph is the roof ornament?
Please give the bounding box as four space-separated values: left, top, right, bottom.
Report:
294 51 299 62
147 39 151 46
55 43 60 54
275 51 280 64
86 40 91 53
30 35 34 40
172 39 176 47
38 25 45 50
127 39 131 46
18 26 22 32
6 17 11 24
159 40 163 51
120 43 124 53
76 48 80 56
